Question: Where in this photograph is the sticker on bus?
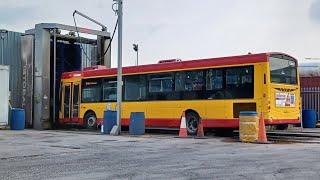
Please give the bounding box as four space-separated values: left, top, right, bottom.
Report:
275 92 295 107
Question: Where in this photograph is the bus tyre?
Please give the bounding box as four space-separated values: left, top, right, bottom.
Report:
84 112 97 129
186 111 199 135
277 124 289 130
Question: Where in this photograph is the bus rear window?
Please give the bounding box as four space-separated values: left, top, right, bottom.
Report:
269 55 297 85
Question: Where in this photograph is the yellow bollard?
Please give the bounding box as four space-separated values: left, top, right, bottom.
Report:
239 111 259 143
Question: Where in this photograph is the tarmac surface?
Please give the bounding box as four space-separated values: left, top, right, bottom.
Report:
0 129 320 180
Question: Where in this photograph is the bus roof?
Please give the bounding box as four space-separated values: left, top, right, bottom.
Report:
61 52 295 79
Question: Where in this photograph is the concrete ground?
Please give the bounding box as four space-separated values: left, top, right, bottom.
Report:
0 130 320 180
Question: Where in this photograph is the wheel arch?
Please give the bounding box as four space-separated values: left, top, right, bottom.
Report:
184 109 201 119
83 109 96 119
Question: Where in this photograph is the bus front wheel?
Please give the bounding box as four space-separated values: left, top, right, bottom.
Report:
84 112 97 129
186 111 199 135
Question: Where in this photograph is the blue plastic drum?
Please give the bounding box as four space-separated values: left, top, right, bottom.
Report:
103 110 117 134
10 108 25 130
302 110 317 128
239 111 258 117
129 112 145 135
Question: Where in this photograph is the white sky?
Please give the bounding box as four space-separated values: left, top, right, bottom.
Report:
1 0 320 67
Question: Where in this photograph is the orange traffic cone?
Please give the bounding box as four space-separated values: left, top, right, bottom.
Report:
257 112 269 143
196 119 205 138
178 111 188 138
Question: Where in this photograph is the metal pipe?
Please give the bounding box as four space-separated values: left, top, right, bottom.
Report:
1 37 3 65
53 29 57 125
73 10 107 31
0 30 7 64
0 31 5 64
116 0 123 135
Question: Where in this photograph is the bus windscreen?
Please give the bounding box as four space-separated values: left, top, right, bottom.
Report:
269 55 297 84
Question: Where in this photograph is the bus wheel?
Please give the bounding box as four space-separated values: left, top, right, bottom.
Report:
84 112 97 129
186 111 199 135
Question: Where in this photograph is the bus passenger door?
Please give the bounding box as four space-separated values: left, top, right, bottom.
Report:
62 83 71 122
71 83 80 122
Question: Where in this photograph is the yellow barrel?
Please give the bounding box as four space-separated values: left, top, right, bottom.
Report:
239 111 259 143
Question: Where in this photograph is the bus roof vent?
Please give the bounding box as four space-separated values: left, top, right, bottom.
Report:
83 65 107 71
158 59 182 64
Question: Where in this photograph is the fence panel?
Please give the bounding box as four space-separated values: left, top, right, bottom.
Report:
301 87 320 119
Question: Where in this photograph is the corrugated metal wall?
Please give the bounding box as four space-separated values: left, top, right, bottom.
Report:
0 30 22 108
301 87 320 119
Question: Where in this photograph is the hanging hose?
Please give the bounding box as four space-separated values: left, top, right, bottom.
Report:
72 12 118 64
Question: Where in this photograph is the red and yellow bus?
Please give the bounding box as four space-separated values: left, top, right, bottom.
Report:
59 52 300 134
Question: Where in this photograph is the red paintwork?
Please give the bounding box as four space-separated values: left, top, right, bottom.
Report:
265 119 301 125
59 117 300 128
83 65 108 71
203 119 239 128
61 71 83 79
61 53 273 79
61 52 297 79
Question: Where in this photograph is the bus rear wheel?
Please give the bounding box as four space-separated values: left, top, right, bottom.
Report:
186 111 199 135
84 112 97 129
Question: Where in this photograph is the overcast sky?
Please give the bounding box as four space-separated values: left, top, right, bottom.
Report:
1 0 320 67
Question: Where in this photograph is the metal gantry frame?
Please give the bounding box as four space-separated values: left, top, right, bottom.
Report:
24 23 111 130
53 29 57 127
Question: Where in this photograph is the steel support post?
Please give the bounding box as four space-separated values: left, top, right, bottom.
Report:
116 0 123 135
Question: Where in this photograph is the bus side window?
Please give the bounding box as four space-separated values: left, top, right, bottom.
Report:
206 69 223 90
175 71 204 91
102 78 117 101
206 68 224 99
82 78 102 103
124 75 147 101
148 73 173 93
225 66 254 99
148 73 176 100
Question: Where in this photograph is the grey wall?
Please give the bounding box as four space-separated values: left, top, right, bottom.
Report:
0 30 22 108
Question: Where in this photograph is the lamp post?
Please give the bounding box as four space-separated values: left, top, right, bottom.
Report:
112 0 123 135
133 43 138 66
